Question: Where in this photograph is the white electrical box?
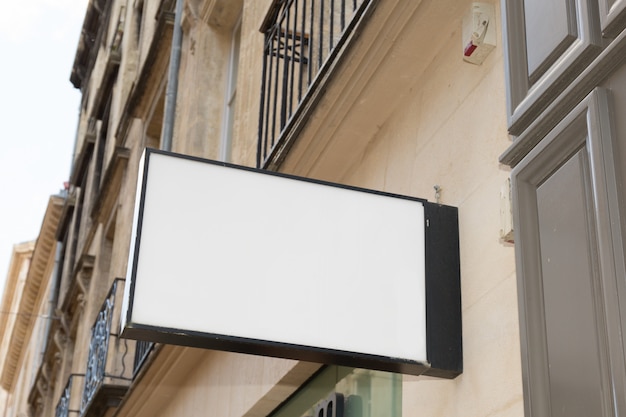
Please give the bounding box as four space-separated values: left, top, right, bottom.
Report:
462 2 496 65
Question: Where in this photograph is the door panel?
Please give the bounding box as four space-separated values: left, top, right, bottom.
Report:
536 150 605 416
511 89 625 416
502 0 602 134
524 0 577 81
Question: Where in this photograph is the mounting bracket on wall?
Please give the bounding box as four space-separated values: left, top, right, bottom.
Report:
462 2 496 65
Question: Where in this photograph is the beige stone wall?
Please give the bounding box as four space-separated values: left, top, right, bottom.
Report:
174 12 231 158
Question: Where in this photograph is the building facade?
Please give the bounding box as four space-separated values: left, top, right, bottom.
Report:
0 241 35 417
1 0 625 416
0 196 64 417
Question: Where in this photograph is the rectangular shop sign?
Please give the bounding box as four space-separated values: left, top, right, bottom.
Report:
121 149 461 378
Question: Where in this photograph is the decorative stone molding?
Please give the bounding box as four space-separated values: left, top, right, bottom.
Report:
200 0 243 28
182 0 200 31
59 254 95 326
53 330 67 352
0 196 63 391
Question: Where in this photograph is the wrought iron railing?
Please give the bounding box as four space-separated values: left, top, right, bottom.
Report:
80 281 117 414
133 340 154 377
55 374 84 417
258 0 372 168
56 378 72 417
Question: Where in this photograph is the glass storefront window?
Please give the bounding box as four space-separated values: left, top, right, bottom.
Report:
269 367 401 417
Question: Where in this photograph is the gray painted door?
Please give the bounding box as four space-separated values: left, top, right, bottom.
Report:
511 90 626 416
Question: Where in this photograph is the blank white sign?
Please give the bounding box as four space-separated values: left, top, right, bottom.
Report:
121 150 450 374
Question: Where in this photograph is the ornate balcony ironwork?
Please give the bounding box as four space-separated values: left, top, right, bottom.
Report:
133 340 155 377
79 279 131 417
258 0 373 168
55 374 84 417
81 283 116 413
56 379 71 417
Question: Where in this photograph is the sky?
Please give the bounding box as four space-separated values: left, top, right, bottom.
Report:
0 0 89 292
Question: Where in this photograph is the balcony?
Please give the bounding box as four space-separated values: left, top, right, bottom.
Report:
133 340 155 378
258 0 373 169
79 279 133 417
55 374 84 417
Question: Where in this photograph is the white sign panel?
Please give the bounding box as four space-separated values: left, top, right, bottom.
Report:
121 149 461 378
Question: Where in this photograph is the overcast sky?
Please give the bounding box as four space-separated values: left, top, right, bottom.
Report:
0 0 88 292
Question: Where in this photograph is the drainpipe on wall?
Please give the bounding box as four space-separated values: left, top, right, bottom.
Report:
39 243 63 365
161 0 184 152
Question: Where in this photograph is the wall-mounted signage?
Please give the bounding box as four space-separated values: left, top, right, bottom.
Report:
121 149 461 378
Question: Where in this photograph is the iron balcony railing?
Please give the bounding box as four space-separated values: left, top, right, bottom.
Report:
79 278 137 416
55 374 84 417
133 340 154 377
81 281 117 414
258 0 372 168
56 378 72 417
78 279 137 417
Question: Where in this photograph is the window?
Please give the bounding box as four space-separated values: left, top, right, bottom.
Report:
269 367 401 417
220 17 241 162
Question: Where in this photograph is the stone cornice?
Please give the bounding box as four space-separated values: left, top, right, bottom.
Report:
0 241 35 382
0 196 64 391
